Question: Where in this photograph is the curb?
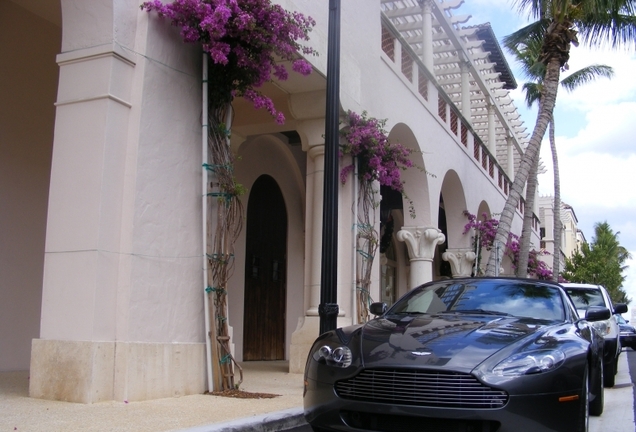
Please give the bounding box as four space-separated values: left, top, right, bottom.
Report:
175 407 306 432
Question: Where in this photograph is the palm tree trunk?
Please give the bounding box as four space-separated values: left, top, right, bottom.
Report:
550 118 562 281
485 56 561 276
517 151 539 277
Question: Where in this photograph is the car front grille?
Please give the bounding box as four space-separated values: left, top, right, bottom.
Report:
335 369 508 409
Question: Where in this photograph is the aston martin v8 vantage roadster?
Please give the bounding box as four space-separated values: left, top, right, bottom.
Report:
304 278 609 432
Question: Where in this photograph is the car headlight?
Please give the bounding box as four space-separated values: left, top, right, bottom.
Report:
592 321 609 336
492 350 565 376
313 345 352 368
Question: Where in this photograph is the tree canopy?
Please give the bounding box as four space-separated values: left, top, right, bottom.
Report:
562 221 631 304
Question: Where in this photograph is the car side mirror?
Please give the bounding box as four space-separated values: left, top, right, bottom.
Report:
370 302 387 316
586 306 611 322
614 303 628 314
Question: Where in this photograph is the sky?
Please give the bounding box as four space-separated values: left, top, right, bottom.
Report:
456 0 636 306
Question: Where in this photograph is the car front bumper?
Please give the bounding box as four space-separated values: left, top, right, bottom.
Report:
304 377 584 432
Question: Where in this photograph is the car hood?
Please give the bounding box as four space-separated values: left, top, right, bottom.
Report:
360 313 550 372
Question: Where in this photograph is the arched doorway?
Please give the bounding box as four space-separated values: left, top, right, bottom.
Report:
243 175 287 360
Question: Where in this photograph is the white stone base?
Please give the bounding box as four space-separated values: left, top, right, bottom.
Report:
29 339 206 403
289 316 320 374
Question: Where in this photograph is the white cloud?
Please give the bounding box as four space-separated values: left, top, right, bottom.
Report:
535 46 636 258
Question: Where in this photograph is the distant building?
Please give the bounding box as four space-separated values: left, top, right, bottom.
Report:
538 195 585 274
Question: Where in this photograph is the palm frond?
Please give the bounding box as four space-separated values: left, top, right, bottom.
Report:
502 19 549 52
560 64 614 91
577 11 636 48
523 82 543 107
513 0 549 20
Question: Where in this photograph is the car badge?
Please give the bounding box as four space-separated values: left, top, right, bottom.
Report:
411 351 432 356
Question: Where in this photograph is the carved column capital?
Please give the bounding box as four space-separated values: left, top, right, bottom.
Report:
442 248 476 278
308 144 325 160
396 227 445 262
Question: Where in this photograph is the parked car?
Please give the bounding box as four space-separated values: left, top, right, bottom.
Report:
616 314 636 350
304 278 609 432
562 283 628 387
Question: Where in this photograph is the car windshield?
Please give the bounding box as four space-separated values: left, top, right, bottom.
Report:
564 288 604 311
389 279 565 321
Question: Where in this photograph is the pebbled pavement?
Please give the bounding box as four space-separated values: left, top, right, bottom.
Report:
2 354 635 432
589 350 635 432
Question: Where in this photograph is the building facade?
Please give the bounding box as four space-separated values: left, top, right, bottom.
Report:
1 0 538 403
538 195 585 274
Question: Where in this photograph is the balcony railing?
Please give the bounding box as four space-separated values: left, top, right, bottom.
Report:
380 15 522 212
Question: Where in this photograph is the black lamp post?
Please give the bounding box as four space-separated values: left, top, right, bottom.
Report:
319 0 341 335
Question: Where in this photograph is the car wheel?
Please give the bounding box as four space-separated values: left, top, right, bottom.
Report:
578 366 590 432
603 357 616 387
589 360 604 416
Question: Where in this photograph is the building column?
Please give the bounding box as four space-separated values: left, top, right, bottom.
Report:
442 248 476 278
396 227 445 289
487 102 496 154
307 144 325 316
507 133 515 179
289 119 326 373
460 61 471 122
421 0 434 72
30 0 206 403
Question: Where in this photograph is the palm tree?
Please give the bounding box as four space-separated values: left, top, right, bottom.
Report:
485 0 636 276
505 34 614 278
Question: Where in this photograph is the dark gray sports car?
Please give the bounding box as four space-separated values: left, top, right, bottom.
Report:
304 278 609 432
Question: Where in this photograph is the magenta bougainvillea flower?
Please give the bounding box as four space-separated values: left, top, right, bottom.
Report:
142 0 316 124
463 211 553 280
340 111 414 193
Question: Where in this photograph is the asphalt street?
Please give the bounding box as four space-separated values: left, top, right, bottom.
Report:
284 350 636 432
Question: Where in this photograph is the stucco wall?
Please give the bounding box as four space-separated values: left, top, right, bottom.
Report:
39 1 204 344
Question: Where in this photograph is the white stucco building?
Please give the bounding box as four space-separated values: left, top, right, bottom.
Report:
538 195 585 274
1 0 539 403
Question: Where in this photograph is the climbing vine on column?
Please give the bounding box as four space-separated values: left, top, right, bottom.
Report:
142 0 315 391
339 111 415 323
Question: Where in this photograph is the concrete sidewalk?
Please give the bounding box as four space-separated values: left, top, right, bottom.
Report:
1 361 306 432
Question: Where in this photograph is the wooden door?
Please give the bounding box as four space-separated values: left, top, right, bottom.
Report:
243 175 287 360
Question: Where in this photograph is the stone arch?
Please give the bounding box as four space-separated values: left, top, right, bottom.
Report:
435 170 470 279
439 170 470 249
476 201 492 221
387 122 431 225
468 201 514 276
